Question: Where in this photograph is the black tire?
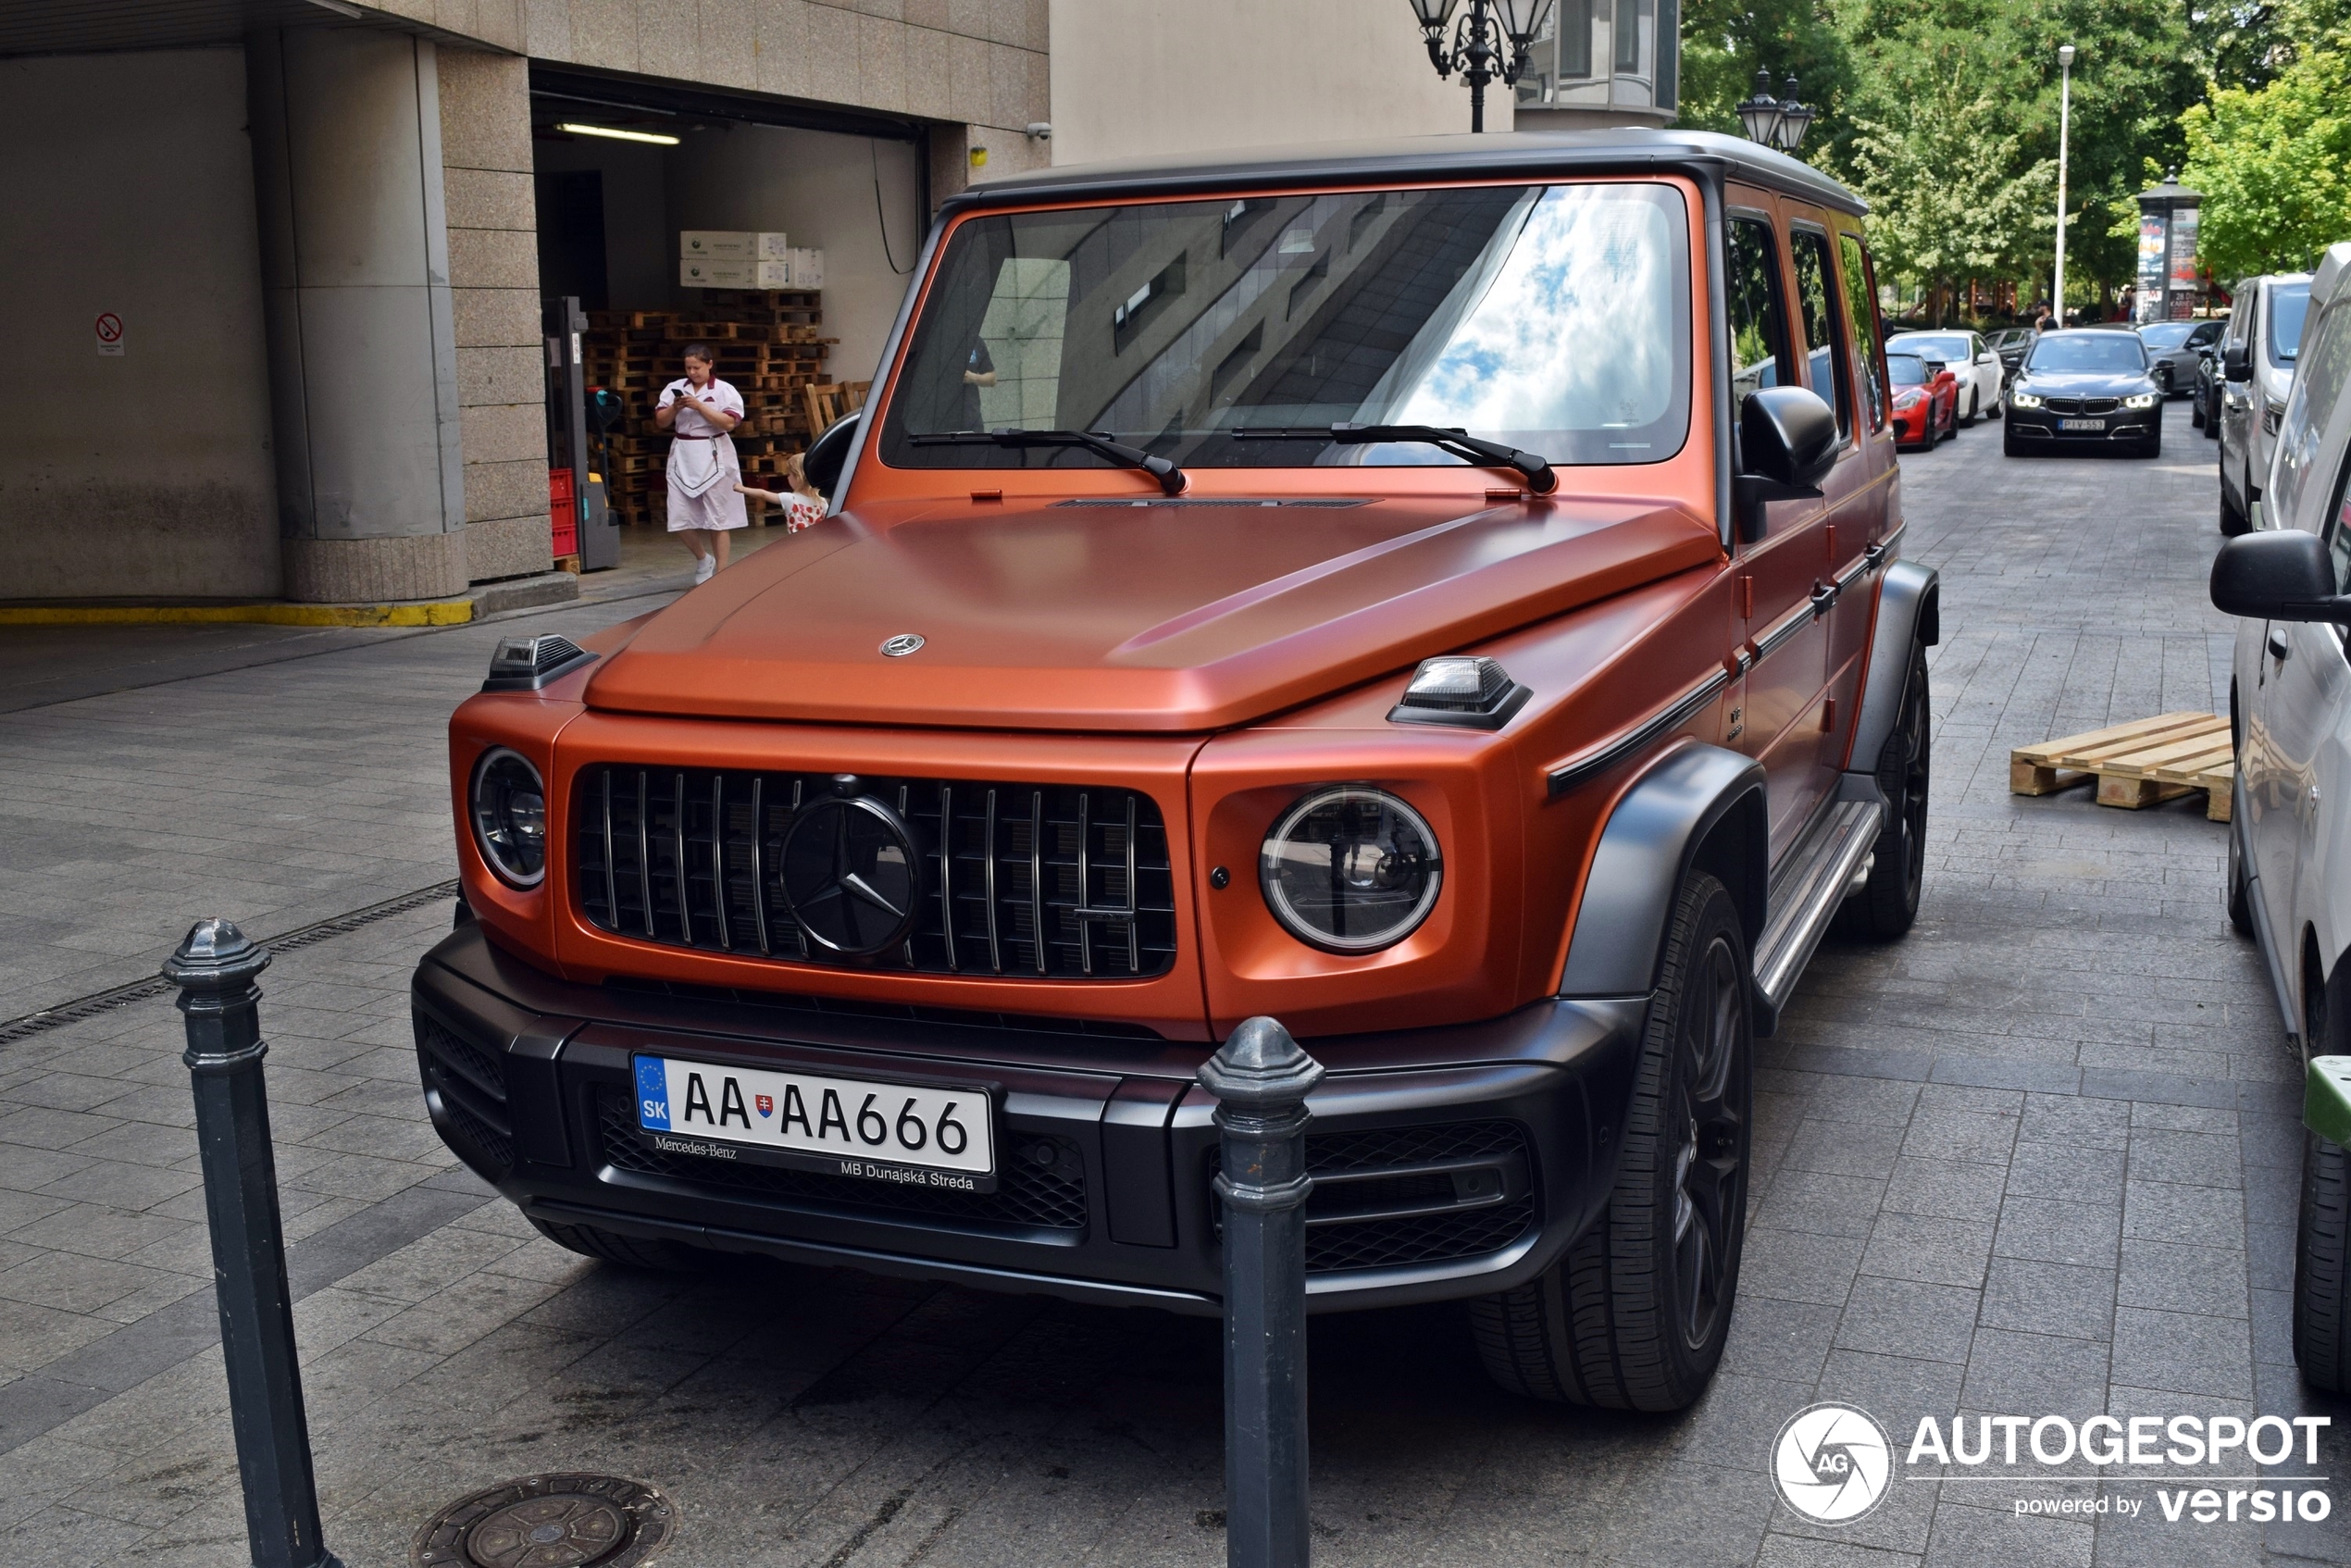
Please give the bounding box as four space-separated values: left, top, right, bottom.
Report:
529 1214 725 1271
2191 396 2206 429
2221 480 2251 536
1959 387 1979 427
2003 426 2025 457
1470 872 1752 1411
2295 1129 2351 1392
1835 642 1931 940
2225 817 2257 939
2205 391 2222 438
2138 434 2162 459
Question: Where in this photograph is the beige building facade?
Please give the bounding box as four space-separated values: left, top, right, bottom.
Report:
5 0 1659 606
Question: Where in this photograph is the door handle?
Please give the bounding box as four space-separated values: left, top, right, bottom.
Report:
2269 628 2291 660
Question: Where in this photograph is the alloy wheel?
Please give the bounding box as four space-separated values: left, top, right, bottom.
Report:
1671 934 1748 1350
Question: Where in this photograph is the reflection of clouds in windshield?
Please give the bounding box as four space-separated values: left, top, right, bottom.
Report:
1390 189 1675 438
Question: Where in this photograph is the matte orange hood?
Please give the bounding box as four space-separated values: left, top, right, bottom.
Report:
584 495 1723 731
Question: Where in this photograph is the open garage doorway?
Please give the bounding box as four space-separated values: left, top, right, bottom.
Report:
528 66 927 529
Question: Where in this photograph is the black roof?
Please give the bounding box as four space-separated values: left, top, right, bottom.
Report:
953 129 1864 218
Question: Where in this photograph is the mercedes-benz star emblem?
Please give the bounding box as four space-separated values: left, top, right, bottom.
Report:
879 633 925 657
777 794 921 955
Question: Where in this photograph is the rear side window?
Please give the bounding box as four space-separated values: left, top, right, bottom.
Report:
1791 228 1852 440
1725 217 1794 424
1839 232 1886 431
2271 300 2351 530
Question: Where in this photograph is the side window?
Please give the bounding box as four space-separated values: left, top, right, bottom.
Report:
1838 232 1887 432
2271 301 2351 529
1791 228 1852 440
1724 216 1795 424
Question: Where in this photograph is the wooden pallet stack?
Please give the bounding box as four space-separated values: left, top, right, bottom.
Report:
581 291 834 527
2009 712 2235 821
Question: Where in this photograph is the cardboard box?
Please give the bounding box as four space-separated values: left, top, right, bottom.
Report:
679 257 754 288
678 230 789 258
790 248 825 288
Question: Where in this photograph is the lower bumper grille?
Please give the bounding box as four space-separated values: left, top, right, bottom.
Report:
417 1014 513 1177
1218 1120 1538 1275
574 765 1176 981
595 1088 1088 1233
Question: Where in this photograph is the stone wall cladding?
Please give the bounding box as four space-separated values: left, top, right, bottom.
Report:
511 0 1049 143
437 47 553 584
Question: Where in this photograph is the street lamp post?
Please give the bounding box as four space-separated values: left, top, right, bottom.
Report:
1735 69 1817 155
2053 43 2075 323
1409 0 1558 133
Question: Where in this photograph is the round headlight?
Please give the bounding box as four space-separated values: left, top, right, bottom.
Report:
469 748 547 887
1259 787 1441 952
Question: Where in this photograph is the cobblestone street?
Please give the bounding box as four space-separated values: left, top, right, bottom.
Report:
2 402 2346 1566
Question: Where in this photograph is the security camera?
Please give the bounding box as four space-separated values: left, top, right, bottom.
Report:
1026 121 1053 140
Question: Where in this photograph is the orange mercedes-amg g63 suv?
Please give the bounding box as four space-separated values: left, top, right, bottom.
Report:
414 130 1934 1412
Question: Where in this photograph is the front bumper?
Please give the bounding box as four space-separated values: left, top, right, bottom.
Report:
2005 411 2159 444
1893 404 1934 443
410 924 1645 1314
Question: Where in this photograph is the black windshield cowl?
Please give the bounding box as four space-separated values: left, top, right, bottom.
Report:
910 429 1187 496
1233 424 1558 494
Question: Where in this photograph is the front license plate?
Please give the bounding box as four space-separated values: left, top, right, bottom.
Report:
632 1054 997 1192
2059 417 2107 431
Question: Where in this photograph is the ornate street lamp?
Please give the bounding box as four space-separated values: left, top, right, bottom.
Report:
1410 0 1559 133
1736 69 1815 154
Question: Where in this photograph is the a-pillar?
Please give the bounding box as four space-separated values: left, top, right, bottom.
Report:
247 27 467 603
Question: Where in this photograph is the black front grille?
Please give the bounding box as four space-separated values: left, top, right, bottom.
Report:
2043 396 2122 417
574 766 1176 980
416 1013 514 1176
595 1088 1088 1232
1213 1120 1538 1276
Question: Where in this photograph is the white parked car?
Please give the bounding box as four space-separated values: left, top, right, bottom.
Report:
2208 240 2351 1389
1885 330 2004 425
2218 271 2314 534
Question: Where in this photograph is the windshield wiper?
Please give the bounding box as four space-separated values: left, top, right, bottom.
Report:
1231 422 1557 494
911 429 1185 496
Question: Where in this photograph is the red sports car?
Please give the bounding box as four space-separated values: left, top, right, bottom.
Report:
1888 351 1958 449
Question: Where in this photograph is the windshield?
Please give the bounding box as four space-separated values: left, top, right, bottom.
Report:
2026 333 2148 374
2270 282 2312 363
1892 333 1970 364
2138 322 2194 350
879 181 1693 473
1886 354 1928 387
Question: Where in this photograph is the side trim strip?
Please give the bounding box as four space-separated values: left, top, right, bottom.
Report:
1548 669 1732 797
1752 601 1814 660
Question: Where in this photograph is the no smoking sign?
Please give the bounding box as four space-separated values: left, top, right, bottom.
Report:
95 312 124 356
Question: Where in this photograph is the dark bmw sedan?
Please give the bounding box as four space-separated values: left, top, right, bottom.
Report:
2003 330 2164 457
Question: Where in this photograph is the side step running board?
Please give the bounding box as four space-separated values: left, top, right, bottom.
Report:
1752 799 1881 1012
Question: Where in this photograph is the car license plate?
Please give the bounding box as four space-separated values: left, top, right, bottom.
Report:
2059 417 2106 431
632 1054 996 1191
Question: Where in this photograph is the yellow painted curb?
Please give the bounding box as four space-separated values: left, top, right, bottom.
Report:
0 600 473 628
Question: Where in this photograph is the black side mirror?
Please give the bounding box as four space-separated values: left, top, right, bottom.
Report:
1735 386 1837 541
2210 530 2347 620
2223 343 2252 381
802 410 861 501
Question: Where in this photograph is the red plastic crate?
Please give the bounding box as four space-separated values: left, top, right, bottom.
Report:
549 468 578 558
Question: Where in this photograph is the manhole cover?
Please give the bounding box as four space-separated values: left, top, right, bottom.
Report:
413 1474 677 1568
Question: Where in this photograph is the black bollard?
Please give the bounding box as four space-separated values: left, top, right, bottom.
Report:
1199 1015 1324 1568
163 919 343 1568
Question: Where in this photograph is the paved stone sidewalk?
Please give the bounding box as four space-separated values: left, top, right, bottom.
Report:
0 403 2345 1565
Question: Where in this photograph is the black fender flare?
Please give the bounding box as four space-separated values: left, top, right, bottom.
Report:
1558 742 1770 999
1844 558 1939 796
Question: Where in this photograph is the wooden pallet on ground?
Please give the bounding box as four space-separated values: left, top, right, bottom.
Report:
2009 712 2234 821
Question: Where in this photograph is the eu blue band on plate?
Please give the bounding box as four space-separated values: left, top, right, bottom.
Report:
636 1056 672 1129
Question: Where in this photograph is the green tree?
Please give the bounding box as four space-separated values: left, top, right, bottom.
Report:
2180 39 2351 278
1843 39 2057 316
1673 0 1855 138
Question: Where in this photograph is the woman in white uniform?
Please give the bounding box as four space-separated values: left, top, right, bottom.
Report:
654 345 748 582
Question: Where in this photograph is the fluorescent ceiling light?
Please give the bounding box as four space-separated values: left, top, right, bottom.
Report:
557 122 680 145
